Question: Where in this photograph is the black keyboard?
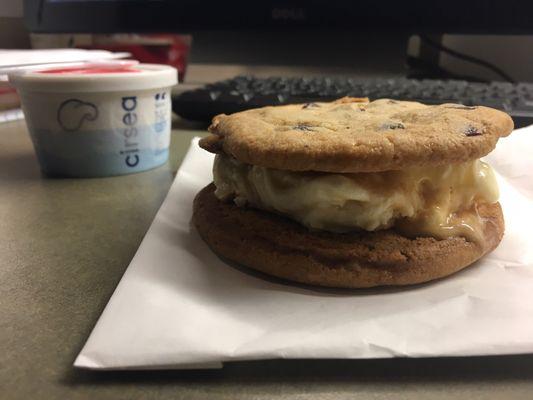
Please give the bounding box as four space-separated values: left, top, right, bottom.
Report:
172 76 533 128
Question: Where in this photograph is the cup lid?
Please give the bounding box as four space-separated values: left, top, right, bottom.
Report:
8 62 177 92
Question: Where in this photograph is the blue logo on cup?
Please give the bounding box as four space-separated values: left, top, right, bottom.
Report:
154 92 167 133
120 96 140 168
57 99 98 132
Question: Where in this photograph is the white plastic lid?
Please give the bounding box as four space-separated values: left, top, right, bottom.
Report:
8 63 178 93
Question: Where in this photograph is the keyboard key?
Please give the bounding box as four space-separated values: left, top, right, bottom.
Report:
510 101 533 115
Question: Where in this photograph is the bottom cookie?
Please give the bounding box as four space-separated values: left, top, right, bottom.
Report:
192 184 505 288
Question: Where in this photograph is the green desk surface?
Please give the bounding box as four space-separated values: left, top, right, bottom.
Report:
1 119 533 400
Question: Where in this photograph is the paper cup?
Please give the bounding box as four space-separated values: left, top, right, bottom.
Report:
9 63 177 177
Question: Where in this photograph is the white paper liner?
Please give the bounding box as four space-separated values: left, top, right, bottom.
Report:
75 127 533 370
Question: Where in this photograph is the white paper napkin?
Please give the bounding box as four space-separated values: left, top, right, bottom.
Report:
75 127 533 370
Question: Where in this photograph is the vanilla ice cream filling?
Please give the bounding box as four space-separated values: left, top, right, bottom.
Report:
213 154 499 242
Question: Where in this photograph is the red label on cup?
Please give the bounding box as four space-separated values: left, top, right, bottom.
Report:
38 66 141 74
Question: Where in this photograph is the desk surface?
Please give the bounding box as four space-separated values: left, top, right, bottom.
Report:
2 118 533 400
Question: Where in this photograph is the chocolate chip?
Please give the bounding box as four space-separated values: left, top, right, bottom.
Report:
464 126 482 136
381 122 405 130
445 105 477 110
387 100 398 104
302 102 320 109
294 123 315 131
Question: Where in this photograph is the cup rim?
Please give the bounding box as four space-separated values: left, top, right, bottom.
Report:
8 63 178 93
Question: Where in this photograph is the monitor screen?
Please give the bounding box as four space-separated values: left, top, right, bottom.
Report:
24 0 533 34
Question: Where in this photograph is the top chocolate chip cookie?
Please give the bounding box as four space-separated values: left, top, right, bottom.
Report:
200 98 514 173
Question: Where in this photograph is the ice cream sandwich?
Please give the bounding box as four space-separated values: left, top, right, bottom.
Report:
193 98 514 288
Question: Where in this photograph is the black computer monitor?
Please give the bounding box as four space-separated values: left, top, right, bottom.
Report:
24 0 533 34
